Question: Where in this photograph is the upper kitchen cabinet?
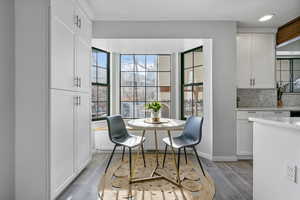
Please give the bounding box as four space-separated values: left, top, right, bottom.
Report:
237 33 275 88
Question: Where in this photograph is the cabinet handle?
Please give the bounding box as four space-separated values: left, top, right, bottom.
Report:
74 15 79 27
79 77 82 88
78 96 81 105
250 79 252 86
248 111 256 113
74 96 78 106
74 77 79 87
78 18 82 29
253 78 255 86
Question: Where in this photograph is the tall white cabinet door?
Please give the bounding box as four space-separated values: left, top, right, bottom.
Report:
51 90 75 196
237 120 253 156
252 34 275 88
75 38 91 93
51 18 75 91
237 34 252 88
75 93 91 171
51 0 74 30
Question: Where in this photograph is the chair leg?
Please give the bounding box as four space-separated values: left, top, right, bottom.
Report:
184 147 188 164
121 146 125 161
162 144 168 168
177 148 181 172
192 146 206 176
105 144 117 173
141 143 146 167
129 148 132 179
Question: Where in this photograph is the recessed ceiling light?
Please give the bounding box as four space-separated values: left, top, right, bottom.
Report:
259 14 274 22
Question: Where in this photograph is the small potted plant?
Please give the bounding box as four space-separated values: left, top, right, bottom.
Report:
145 101 162 122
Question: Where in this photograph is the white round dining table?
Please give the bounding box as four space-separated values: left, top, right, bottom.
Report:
127 118 185 186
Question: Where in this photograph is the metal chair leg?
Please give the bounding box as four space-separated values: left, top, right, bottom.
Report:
105 144 117 173
162 144 168 168
121 146 125 161
184 147 188 164
177 148 181 172
129 148 132 179
141 143 146 167
192 146 206 176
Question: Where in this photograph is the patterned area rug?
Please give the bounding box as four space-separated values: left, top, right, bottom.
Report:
98 153 215 200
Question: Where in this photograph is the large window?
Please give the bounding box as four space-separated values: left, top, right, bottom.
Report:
276 58 300 93
181 47 204 119
92 48 110 121
120 55 171 119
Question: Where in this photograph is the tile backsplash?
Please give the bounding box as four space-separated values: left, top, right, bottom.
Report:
237 89 300 107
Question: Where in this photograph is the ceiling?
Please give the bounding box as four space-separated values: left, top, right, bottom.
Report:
86 0 300 27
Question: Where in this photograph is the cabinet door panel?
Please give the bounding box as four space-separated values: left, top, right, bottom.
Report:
51 19 75 90
237 34 252 88
75 38 91 92
51 90 75 194
75 6 92 44
51 0 74 31
75 93 91 171
252 34 275 88
237 120 253 155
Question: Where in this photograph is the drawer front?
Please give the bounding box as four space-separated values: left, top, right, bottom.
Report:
236 111 263 120
262 111 290 117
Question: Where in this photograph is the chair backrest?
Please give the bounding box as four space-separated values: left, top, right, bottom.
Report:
106 115 129 143
182 116 204 144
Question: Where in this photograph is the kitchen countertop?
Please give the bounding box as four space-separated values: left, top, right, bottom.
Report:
236 106 300 111
249 117 300 130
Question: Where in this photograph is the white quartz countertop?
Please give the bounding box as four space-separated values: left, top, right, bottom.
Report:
249 117 300 130
236 106 300 111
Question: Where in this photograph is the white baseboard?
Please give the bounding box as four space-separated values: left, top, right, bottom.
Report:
212 155 238 161
237 155 253 160
197 151 213 160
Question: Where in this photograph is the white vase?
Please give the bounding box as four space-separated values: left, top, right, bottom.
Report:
151 110 160 122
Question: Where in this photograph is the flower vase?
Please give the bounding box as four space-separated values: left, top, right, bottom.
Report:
151 110 160 122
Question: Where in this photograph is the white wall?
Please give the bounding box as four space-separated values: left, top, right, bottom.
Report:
0 0 14 199
93 21 237 160
15 0 50 199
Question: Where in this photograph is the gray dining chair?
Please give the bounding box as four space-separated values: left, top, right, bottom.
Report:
162 116 206 176
105 115 146 176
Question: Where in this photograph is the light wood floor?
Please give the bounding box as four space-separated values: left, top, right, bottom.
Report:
57 152 253 200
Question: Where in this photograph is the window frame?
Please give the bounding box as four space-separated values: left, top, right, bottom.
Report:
276 57 300 93
181 46 204 120
119 54 172 119
92 47 110 121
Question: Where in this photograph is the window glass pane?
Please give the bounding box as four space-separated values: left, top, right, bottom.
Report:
121 55 134 71
97 102 107 117
276 70 281 83
98 86 107 101
161 102 170 118
281 60 290 70
158 72 170 86
294 59 300 70
135 102 145 118
158 55 170 71
158 86 170 101
293 78 300 92
92 102 97 119
135 87 145 101
183 86 193 118
121 72 134 86
91 66 97 83
121 87 134 101
184 52 193 68
121 102 133 118
97 67 107 83
135 55 146 71
193 85 203 117
146 87 157 101
184 68 193 84
281 82 291 92
97 52 107 67
193 50 203 66
194 67 204 83
92 51 97 65
92 86 97 101
146 55 157 71
135 72 146 86
281 70 290 82
146 72 157 86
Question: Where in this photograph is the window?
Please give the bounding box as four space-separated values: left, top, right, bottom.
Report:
181 47 204 119
276 58 300 93
120 55 171 119
92 48 110 121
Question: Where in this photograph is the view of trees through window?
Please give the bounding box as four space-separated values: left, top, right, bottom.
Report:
182 47 204 119
276 58 300 93
92 48 110 121
120 55 171 119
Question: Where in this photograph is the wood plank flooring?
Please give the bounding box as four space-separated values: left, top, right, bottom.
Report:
56 152 253 200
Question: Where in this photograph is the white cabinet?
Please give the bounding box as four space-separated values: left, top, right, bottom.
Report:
236 110 290 158
51 90 75 197
237 33 275 88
